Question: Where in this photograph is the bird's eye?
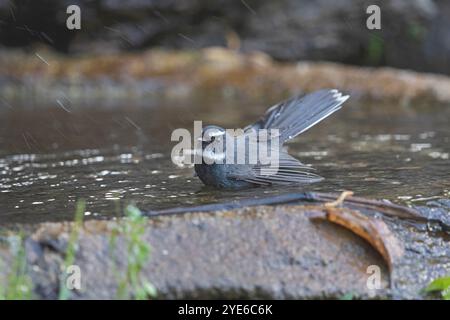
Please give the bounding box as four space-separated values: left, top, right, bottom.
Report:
203 128 224 142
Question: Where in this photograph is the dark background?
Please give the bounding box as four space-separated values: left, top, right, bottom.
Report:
1 0 450 75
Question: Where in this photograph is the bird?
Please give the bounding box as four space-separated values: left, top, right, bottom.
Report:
194 89 349 189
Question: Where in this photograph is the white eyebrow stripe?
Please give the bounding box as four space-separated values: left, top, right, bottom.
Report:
208 131 225 137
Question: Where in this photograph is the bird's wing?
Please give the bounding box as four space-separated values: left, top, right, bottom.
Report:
244 89 349 143
228 151 323 185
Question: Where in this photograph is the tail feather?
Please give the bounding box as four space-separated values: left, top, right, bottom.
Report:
247 89 349 143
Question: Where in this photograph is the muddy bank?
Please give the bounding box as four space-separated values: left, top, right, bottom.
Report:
0 201 448 299
1 48 450 106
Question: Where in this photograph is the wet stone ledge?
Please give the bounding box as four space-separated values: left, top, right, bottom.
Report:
0 203 448 299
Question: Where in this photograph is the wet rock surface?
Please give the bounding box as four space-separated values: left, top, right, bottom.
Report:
1 203 448 299
1 1 450 75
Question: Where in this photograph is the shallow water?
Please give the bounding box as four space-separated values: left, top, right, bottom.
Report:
0 97 449 224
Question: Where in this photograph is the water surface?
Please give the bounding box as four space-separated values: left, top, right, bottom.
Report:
1 98 449 223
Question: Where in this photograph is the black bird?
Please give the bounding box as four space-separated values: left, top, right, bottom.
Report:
194 89 349 189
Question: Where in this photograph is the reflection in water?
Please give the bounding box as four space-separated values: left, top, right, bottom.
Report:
0 99 449 223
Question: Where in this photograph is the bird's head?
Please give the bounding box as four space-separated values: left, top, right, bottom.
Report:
198 125 226 164
199 125 225 148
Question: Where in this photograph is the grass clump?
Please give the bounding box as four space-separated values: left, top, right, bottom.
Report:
58 199 85 300
0 200 155 300
424 276 450 300
0 234 33 300
110 204 156 300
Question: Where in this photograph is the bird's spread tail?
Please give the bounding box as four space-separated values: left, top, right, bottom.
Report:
249 89 349 143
